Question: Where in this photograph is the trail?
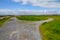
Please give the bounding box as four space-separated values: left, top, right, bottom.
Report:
0 17 54 40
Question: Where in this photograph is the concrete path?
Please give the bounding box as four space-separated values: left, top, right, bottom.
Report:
0 17 54 40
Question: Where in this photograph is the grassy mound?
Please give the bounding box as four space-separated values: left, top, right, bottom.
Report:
16 15 48 21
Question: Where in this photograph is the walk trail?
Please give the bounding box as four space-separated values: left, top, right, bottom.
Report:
0 17 54 40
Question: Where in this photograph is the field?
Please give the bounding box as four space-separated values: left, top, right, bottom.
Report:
0 15 60 40
17 15 60 40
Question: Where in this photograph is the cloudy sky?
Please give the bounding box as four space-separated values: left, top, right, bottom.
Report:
0 0 60 15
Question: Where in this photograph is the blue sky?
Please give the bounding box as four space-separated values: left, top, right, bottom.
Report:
0 0 60 15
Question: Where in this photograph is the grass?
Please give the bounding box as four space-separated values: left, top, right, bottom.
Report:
0 16 11 26
39 16 60 40
16 15 48 21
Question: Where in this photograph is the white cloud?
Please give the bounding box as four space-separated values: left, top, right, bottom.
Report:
0 9 60 15
12 0 21 2
12 0 60 8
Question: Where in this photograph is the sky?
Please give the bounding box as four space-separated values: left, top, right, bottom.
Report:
0 0 60 15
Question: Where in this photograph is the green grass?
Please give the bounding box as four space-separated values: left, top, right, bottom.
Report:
0 17 11 26
16 15 48 21
39 16 60 40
